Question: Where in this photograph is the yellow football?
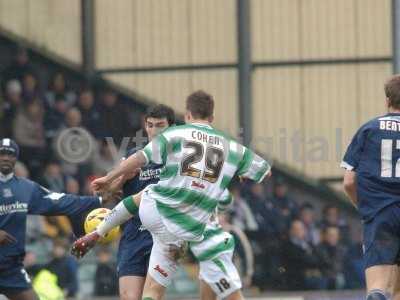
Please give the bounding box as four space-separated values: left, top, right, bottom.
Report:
84 208 120 244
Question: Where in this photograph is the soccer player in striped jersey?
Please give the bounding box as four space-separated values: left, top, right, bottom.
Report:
72 90 271 300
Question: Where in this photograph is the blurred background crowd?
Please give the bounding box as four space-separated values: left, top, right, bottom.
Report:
0 47 364 297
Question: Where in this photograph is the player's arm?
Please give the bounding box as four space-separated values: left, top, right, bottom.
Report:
343 170 358 207
104 152 142 193
28 184 101 216
92 135 166 193
340 125 366 207
237 147 272 183
27 183 118 237
92 152 146 194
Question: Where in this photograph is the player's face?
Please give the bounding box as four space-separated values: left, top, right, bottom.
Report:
145 117 169 140
0 151 17 175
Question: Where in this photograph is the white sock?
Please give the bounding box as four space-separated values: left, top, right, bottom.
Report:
96 201 133 237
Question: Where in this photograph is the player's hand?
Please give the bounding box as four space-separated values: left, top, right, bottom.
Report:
91 176 111 193
71 231 100 259
99 189 123 204
108 168 141 191
0 230 16 246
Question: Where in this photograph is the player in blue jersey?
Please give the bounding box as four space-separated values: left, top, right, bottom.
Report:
113 105 175 300
341 75 400 300
0 138 117 300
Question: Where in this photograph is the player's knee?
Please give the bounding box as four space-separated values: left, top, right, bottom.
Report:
366 289 391 300
120 288 141 300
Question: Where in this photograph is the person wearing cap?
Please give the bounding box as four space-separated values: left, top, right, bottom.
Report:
0 138 119 300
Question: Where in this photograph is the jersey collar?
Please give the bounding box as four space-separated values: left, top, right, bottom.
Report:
0 172 14 182
191 122 213 129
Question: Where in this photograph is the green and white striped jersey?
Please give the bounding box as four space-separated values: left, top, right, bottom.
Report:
141 123 270 241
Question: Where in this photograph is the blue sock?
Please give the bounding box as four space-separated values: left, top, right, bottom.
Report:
366 289 391 300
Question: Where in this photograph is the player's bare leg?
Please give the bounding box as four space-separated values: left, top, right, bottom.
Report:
5 289 39 300
225 290 245 300
200 280 217 300
391 266 400 300
119 276 146 300
142 275 166 300
366 265 398 299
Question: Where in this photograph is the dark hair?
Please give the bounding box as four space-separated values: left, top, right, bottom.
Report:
145 104 175 125
186 90 214 119
385 75 400 109
321 225 339 235
78 86 93 95
322 204 338 216
300 202 314 211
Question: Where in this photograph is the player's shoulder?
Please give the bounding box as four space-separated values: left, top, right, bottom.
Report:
357 114 387 133
10 176 38 192
13 176 35 186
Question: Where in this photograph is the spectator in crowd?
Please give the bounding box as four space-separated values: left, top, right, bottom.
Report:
46 238 79 297
98 89 131 145
230 184 258 231
14 161 30 178
22 72 41 103
2 80 23 137
92 139 119 175
12 99 46 178
299 203 320 246
317 226 346 290
320 205 350 245
76 87 101 137
246 183 284 236
53 107 98 181
65 177 80 194
45 72 76 109
39 160 67 193
44 94 69 140
94 246 118 296
1 46 36 93
281 220 324 290
271 179 299 231
64 106 82 128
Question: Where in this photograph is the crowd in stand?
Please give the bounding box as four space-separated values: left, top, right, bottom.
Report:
0 47 365 295
228 181 365 291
